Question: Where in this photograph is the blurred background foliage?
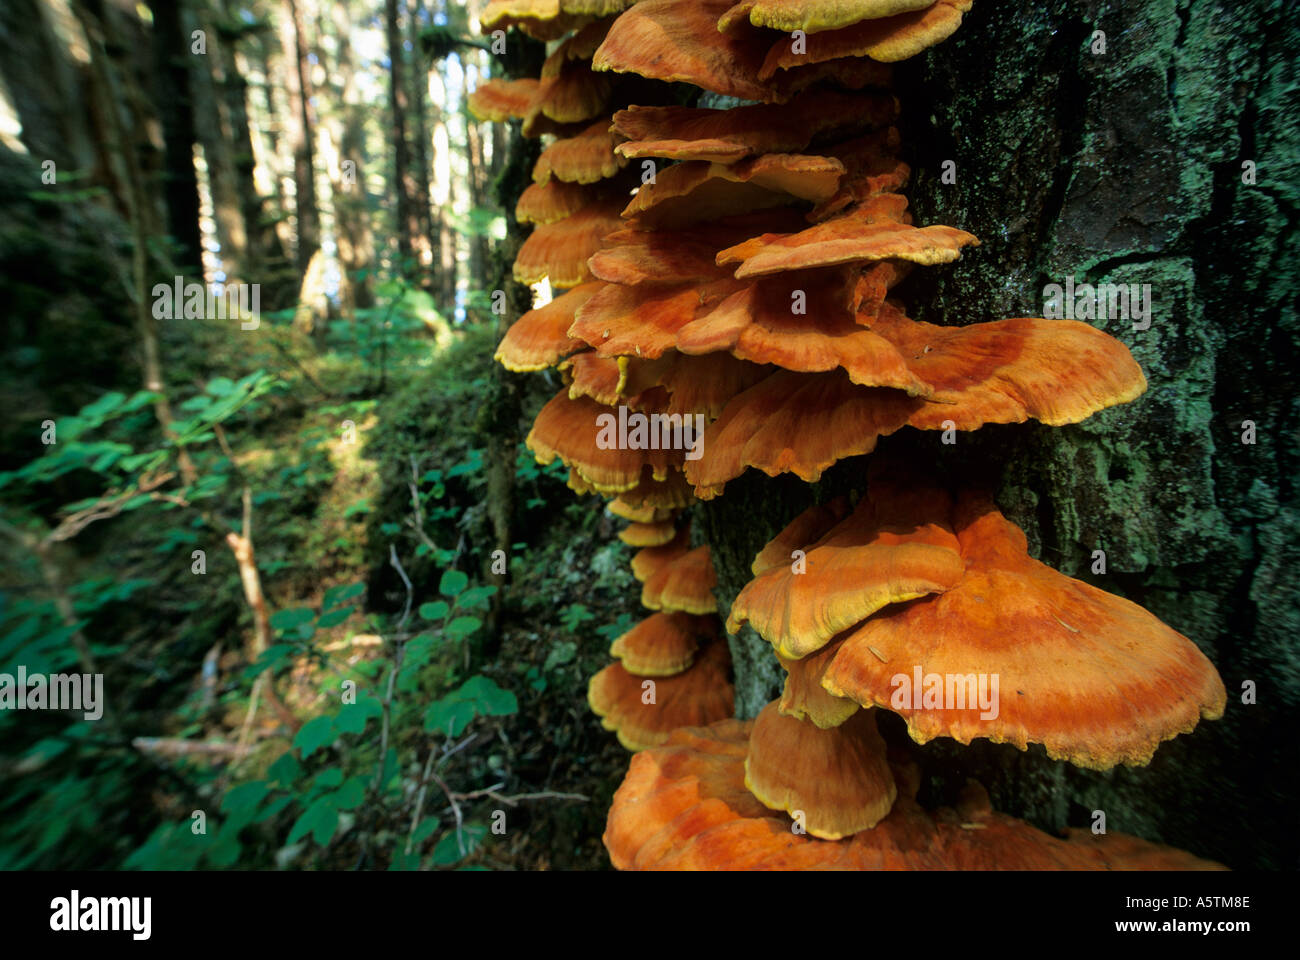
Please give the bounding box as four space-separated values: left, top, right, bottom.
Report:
0 0 631 869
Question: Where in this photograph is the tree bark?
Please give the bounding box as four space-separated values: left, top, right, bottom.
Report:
279 0 320 279
385 0 420 278
327 0 375 311
407 0 436 289
704 0 1298 871
149 0 204 268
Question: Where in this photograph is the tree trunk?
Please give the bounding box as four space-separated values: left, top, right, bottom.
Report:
407 0 436 290
327 0 375 311
704 0 1298 871
279 0 319 280
149 0 204 269
188 4 246 278
385 0 419 279
477 34 545 653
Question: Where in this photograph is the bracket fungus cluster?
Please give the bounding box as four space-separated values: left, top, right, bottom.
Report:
480 0 1229 868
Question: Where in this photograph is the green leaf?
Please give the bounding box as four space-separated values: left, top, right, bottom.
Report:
424 697 476 737
312 768 344 790
457 585 497 610
316 607 354 629
333 703 368 735
269 607 315 631
418 600 449 621
221 781 269 825
335 776 366 811
438 569 469 597
323 582 366 609
459 675 518 717
255 794 293 823
247 643 296 677
446 615 482 641
411 818 440 846
288 796 339 846
293 714 336 759
267 751 301 786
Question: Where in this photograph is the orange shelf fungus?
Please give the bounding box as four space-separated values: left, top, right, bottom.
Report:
744 702 897 839
512 199 627 287
630 526 693 582
749 497 850 576
719 0 938 34
821 493 1228 770
495 282 602 372
603 721 1226 870
614 91 897 165
532 120 629 185
587 641 735 751
481 0 637 41
622 154 847 230
727 476 964 658
467 77 542 122
609 498 678 523
641 544 719 615
526 391 685 493
610 611 718 676
753 0 975 71
776 638 859 728
617 519 680 547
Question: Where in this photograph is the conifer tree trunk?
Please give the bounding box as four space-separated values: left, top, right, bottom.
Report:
385 0 419 277
279 0 319 278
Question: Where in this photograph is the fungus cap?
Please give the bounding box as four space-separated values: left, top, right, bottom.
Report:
744 702 896 839
821 493 1229 770
631 525 693 582
618 519 680 547
495 282 602 371
610 611 718 676
588 641 734 750
533 120 628 184
756 0 973 69
467 77 542 122
594 0 777 102
777 637 859 728
612 91 897 164
527 391 684 492
727 475 964 658
604 719 1227 870
719 0 936 34
513 199 626 286
750 497 850 576
641 544 718 615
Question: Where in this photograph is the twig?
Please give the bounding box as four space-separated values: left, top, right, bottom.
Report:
405 454 439 555
429 768 466 855
472 789 588 808
405 747 439 856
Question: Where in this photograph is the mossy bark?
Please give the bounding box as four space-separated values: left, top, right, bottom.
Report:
702 0 1298 869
